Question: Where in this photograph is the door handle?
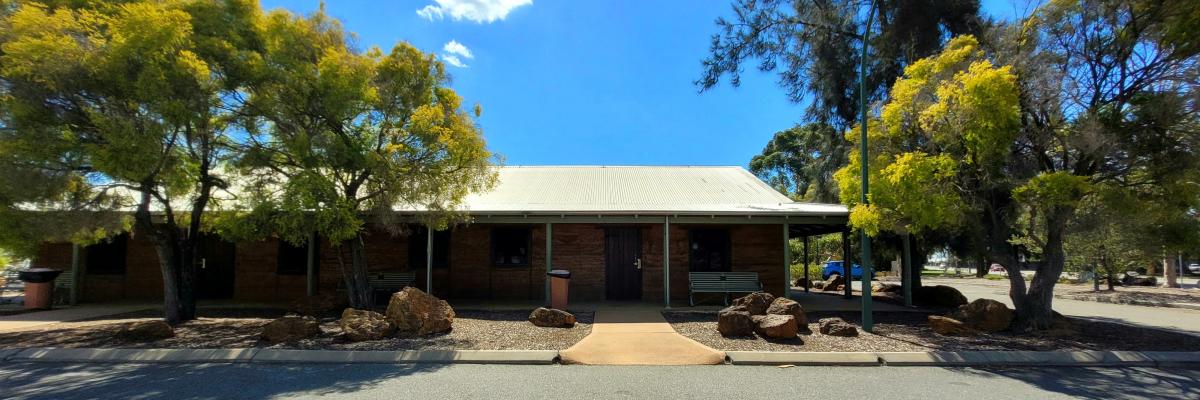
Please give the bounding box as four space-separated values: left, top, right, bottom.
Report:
201 258 207 270
634 258 641 270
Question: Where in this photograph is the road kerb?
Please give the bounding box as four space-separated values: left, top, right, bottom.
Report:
250 349 559 365
730 350 1198 367
725 351 881 366
10 348 260 363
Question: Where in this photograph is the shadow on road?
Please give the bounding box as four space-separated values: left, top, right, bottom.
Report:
0 361 450 399
953 366 1200 400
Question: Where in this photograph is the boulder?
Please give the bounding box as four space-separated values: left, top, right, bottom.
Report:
731 292 776 315
289 293 349 317
794 277 811 289
811 280 827 290
528 307 577 328
914 285 968 308
116 320 174 341
817 317 858 337
950 299 1014 332
752 314 799 339
765 297 808 328
928 315 976 336
821 275 845 292
717 305 755 336
340 308 395 342
385 287 455 335
262 315 321 343
873 282 901 293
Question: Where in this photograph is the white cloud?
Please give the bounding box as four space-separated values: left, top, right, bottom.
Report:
416 0 532 23
442 40 473 59
441 54 468 68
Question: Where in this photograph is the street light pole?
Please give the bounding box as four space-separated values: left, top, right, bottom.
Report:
858 0 878 333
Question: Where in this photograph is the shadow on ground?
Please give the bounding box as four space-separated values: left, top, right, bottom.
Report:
953 366 1200 400
0 361 450 400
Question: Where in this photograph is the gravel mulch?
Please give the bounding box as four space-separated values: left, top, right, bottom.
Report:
0 308 593 351
663 311 1200 352
1058 287 1200 307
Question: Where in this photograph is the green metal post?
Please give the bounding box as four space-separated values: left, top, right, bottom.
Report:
70 244 80 305
545 222 552 305
306 232 317 296
803 236 810 293
783 223 791 297
664 216 671 309
902 232 912 307
858 0 878 332
426 227 433 293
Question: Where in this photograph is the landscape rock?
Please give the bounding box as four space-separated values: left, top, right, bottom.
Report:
765 297 808 328
873 282 901 293
950 299 1014 332
262 315 321 343
731 292 776 315
528 307 577 328
794 278 811 288
289 293 349 317
818 317 859 337
752 314 799 339
811 280 827 290
717 305 755 336
116 320 174 341
340 308 395 342
821 275 845 292
928 315 976 336
914 285 968 308
385 287 455 335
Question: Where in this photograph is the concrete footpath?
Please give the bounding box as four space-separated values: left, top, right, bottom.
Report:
0 303 154 333
558 307 725 365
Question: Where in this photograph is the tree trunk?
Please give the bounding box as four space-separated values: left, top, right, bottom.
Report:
1164 251 1179 288
336 236 373 309
178 236 197 321
1011 208 1069 332
975 256 987 277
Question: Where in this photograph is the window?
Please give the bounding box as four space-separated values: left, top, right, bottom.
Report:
277 239 317 275
689 229 730 272
492 227 531 267
86 233 128 275
409 227 451 269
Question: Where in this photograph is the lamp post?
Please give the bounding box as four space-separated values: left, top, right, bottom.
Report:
858 0 878 332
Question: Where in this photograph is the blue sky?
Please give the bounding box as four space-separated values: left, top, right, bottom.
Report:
260 0 1027 167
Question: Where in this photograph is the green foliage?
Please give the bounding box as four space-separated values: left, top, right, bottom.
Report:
750 123 844 202
221 7 496 248
836 35 1016 237
1013 172 1092 209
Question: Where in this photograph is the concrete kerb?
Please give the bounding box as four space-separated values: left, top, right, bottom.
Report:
1 348 558 365
727 351 1200 367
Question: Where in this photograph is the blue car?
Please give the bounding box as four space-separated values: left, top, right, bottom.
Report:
821 260 864 280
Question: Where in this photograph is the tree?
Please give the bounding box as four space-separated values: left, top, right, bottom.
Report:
0 0 263 324
223 7 496 309
750 123 843 201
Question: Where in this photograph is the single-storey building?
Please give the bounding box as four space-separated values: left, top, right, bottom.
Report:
32 166 849 306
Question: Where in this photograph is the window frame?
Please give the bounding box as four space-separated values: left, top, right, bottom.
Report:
276 238 317 276
85 233 129 275
491 226 533 268
688 228 732 272
409 227 452 269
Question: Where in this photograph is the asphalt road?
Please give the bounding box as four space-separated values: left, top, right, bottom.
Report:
922 277 1200 334
1 362 1197 400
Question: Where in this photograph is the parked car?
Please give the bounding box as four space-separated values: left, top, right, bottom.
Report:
1188 263 1200 275
988 264 1007 275
821 260 865 280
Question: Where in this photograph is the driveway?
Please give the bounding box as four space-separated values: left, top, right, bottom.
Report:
924 277 1200 334
1 362 1197 400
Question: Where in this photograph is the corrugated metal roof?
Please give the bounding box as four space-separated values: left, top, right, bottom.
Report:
449 166 847 216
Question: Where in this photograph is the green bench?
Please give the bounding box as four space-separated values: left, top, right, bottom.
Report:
688 271 763 306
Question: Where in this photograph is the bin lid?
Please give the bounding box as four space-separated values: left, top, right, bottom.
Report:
547 269 570 279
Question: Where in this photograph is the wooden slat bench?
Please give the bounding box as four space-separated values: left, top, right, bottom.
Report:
367 271 416 305
689 271 763 306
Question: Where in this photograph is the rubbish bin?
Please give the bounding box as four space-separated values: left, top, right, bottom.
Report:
547 269 570 310
18 268 63 310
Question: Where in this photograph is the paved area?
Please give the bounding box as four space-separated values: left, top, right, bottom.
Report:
929 278 1200 334
1 362 1196 399
0 303 154 333
558 306 724 365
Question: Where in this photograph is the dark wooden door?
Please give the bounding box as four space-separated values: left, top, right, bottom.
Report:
197 235 236 299
605 228 642 300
